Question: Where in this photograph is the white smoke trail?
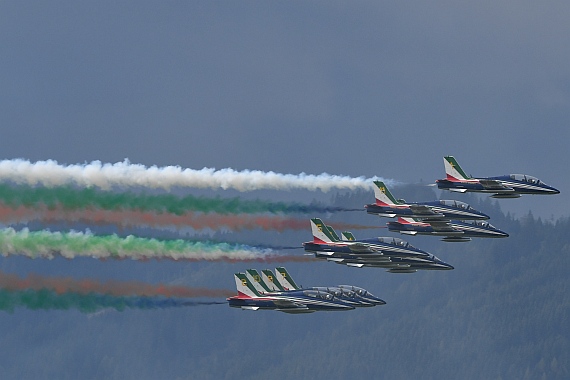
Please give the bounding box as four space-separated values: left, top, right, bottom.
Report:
0 159 395 192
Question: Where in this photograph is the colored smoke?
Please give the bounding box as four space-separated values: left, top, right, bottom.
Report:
0 184 360 215
0 270 234 298
0 270 231 313
0 289 226 313
0 227 310 262
0 204 374 232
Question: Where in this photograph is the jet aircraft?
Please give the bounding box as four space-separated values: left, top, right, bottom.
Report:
227 269 384 312
303 218 454 272
365 180 489 220
387 217 509 242
246 268 385 307
436 156 560 198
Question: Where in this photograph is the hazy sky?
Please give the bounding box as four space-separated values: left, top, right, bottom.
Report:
1 4 568 378
1 1 568 216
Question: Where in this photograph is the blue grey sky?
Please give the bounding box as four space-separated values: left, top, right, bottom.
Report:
0 3 569 379
1 2 568 212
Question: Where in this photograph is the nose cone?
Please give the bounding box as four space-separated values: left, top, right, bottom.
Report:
496 229 509 238
371 297 387 306
550 187 561 195
435 260 454 270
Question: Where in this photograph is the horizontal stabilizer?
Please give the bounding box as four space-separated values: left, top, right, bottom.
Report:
346 263 365 268
376 213 397 218
241 306 260 311
449 188 468 193
400 231 418 235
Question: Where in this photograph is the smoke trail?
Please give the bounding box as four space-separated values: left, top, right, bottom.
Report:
0 159 394 192
0 270 234 298
0 270 231 313
0 184 360 215
0 289 226 313
0 204 375 232
0 227 311 262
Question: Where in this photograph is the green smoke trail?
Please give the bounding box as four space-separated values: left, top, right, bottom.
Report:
0 289 223 313
0 227 278 261
0 184 355 215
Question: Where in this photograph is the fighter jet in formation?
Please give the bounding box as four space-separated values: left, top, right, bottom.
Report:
227 267 385 313
365 180 489 220
252 268 385 307
436 156 560 198
303 218 454 272
387 217 509 242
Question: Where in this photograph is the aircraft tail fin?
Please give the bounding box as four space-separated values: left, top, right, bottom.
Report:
397 217 417 224
245 269 272 294
373 181 401 206
341 231 356 241
234 273 261 298
275 267 300 290
444 156 471 181
311 218 338 243
261 269 284 291
326 225 341 242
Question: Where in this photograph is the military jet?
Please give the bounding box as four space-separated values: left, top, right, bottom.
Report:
303 218 454 272
365 180 489 220
387 217 509 242
246 268 385 307
227 270 382 313
436 156 560 198
303 218 429 259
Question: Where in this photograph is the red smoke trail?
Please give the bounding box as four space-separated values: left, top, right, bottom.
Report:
0 203 375 231
0 270 235 298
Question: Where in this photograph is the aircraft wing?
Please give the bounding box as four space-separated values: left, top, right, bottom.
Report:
347 243 380 254
409 204 443 216
424 220 456 232
272 299 307 309
479 179 514 192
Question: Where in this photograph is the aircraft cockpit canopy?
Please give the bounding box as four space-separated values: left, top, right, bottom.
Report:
303 290 333 300
471 220 496 229
510 174 543 185
355 289 368 297
439 199 471 210
377 237 415 249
